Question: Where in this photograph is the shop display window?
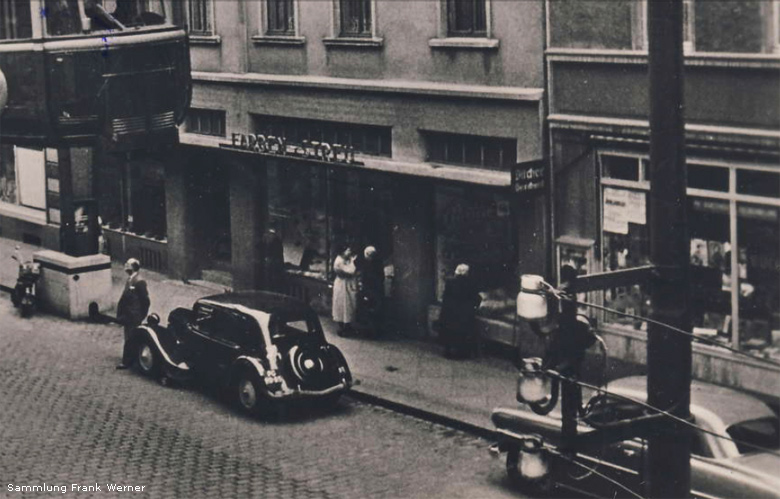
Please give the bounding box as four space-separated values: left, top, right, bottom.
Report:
689 197 732 343
96 154 167 240
0 146 46 211
0 145 18 205
267 160 329 279
599 152 780 359
737 203 779 353
435 185 516 320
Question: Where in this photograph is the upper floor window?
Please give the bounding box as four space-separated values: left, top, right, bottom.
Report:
682 0 695 53
187 0 212 35
0 0 32 39
185 108 226 137
425 131 516 171
266 0 294 35
339 0 372 37
773 0 780 53
447 0 486 37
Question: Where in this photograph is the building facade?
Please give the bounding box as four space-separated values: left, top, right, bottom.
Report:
155 0 548 338
547 0 780 396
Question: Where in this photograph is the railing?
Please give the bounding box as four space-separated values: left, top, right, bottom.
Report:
103 228 168 273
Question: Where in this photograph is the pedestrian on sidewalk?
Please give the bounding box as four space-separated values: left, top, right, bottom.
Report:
332 245 358 337
358 245 385 337
115 258 150 370
439 263 482 359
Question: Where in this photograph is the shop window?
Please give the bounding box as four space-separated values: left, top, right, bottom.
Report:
338 0 372 37
268 160 329 280
446 0 487 37
266 0 294 35
599 151 780 358
0 146 46 211
185 109 226 137
267 161 394 282
0 145 17 205
435 185 516 320
425 131 516 171
689 164 729 192
689 197 732 343
0 0 32 39
253 115 391 157
737 169 780 199
95 154 166 239
736 203 779 351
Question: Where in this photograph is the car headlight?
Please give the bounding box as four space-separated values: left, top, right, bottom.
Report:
519 437 550 481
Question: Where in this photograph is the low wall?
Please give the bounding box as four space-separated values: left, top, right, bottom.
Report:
34 250 112 319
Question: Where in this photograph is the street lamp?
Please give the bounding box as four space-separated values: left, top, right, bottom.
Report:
517 274 549 321
517 436 551 481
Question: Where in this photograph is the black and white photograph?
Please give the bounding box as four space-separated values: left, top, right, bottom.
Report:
0 1 779 497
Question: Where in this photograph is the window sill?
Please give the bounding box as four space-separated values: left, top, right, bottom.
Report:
429 37 500 50
0 202 47 225
323 36 384 48
189 34 221 46
252 35 306 46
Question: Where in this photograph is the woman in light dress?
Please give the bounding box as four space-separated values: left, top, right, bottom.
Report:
332 246 358 336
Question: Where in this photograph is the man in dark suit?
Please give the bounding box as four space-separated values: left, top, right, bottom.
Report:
116 258 150 369
261 223 285 293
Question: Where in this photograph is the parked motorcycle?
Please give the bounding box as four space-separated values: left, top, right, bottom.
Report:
11 247 41 317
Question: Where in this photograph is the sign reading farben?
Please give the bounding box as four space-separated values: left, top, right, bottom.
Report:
512 160 545 194
226 133 360 165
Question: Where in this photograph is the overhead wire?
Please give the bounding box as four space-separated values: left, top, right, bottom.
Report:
546 446 647 499
566 296 780 369
538 278 780 369
545 370 780 458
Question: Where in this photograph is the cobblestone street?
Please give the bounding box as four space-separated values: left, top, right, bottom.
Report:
0 299 522 499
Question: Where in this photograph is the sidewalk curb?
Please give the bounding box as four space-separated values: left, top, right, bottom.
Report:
347 388 498 442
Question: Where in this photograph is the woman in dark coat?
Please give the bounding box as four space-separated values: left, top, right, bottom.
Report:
439 264 482 358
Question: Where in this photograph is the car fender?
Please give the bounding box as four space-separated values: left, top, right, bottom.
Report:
326 344 352 385
130 326 189 371
230 355 267 380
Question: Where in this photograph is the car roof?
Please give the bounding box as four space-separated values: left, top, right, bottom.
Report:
606 376 775 428
198 291 313 317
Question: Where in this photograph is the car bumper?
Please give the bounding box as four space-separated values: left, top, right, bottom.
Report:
268 380 351 400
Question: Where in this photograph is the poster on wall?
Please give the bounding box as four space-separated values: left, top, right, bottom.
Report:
603 187 629 234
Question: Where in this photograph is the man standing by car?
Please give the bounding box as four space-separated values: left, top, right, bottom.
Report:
116 258 150 370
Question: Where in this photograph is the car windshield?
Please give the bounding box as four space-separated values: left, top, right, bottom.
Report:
726 417 780 454
270 312 323 342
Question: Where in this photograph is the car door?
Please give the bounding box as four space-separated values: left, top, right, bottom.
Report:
185 303 221 369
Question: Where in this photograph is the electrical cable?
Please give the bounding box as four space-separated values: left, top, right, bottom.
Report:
546 370 780 458
546 446 647 499
566 296 780 369
538 278 780 370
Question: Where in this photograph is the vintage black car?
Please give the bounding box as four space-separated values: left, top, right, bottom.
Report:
126 291 352 415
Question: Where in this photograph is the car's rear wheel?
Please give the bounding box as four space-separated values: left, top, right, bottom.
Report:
136 340 160 378
234 372 267 417
506 446 553 496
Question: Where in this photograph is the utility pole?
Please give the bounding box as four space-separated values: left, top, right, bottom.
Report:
647 1 692 497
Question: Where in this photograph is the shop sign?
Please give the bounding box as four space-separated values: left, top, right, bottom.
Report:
225 133 360 165
512 160 545 195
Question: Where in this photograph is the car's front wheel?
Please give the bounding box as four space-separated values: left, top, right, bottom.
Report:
136 340 160 378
